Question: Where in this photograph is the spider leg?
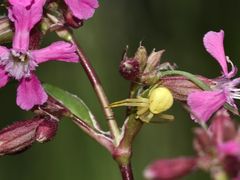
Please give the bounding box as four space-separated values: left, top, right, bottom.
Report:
110 98 148 108
158 114 175 121
139 112 154 123
111 102 148 108
137 106 149 115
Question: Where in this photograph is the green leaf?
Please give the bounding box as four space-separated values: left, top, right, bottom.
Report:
43 83 95 127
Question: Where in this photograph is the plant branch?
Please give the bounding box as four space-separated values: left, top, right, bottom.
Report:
69 36 121 144
46 14 121 144
113 115 143 180
119 163 134 180
72 115 114 152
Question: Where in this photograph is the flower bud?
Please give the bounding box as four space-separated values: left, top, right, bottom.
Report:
35 97 69 118
64 9 84 28
119 58 140 80
144 157 197 180
0 119 43 156
160 76 214 101
0 16 13 44
223 155 240 178
36 119 58 143
193 128 213 155
209 109 237 144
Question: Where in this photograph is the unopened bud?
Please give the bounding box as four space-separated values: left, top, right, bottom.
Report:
35 97 69 118
36 119 58 143
223 155 240 178
0 119 43 156
0 16 13 44
64 9 84 28
160 76 214 101
209 109 237 144
119 58 140 80
144 157 196 180
134 44 148 71
193 128 213 155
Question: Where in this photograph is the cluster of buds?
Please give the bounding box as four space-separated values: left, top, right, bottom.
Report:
119 44 170 84
144 109 240 180
0 117 58 156
118 44 215 102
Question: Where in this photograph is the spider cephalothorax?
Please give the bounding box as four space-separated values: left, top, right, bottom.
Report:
110 87 174 123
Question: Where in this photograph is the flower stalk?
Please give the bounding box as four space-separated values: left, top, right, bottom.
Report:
69 35 121 145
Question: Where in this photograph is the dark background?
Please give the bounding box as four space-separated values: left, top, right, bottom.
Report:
1 0 240 179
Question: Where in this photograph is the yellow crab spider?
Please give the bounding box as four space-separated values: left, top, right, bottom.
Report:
110 87 174 123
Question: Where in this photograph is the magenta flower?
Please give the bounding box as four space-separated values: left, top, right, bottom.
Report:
187 30 240 122
144 157 197 180
0 0 79 110
64 0 99 20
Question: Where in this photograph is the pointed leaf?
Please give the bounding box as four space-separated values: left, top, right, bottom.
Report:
43 84 94 127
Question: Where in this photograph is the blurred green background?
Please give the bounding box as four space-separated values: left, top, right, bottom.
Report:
1 0 240 179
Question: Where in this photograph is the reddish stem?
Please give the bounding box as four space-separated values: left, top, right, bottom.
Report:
70 37 121 144
119 164 134 180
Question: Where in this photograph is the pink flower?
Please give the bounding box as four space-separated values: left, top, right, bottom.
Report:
0 0 79 110
144 157 197 180
187 30 240 122
64 0 99 20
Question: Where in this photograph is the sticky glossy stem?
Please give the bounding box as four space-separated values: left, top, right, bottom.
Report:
69 36 121 145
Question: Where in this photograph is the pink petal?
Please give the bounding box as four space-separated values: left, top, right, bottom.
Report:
8 0 32 7
0 46 9 56
17 74 47 110
64 0 99 20
0 47 10 87
209 110 237 144
218 140 240 157
203 30 228 76
31 41 79 64
187 90 227 122
8 0 46 51
144 157 196 180
0 66 9 88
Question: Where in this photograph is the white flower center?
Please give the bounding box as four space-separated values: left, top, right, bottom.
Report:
0 50 38 80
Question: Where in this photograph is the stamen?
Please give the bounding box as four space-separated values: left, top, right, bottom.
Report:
1 50 37 80
226 56 235 70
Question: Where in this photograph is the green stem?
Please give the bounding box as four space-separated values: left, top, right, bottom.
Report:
160 70 211 90
46 13 121 144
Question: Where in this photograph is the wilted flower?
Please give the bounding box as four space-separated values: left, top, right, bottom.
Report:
187 30 240 122
119 57 140 81
0 0 79 110
64 0 99 21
